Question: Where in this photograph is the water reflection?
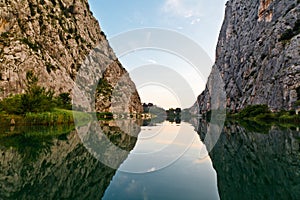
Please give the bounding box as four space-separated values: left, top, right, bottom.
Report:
197 120 300 200
1 118 298 199
103 121 220 199
0 120 139 199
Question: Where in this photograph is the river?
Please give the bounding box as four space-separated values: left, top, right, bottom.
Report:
0 118 299 199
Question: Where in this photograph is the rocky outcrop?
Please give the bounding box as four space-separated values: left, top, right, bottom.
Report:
193 0 300 113
0 0 142 113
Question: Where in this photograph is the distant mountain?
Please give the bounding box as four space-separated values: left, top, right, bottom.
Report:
192 0 300 114
0 0 142 113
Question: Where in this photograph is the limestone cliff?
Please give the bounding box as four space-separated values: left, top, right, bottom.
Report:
0 0 142 113
194 0 300 113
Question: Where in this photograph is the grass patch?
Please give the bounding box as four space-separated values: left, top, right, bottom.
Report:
0 109 92 126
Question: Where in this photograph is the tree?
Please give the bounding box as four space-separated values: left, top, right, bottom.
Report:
0 71 55 114
175 108 181 115
20 71 55 113
56 92 72 110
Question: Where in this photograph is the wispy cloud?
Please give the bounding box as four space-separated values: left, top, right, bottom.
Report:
190 18 201 25
147 59 157 64
162 0 204 19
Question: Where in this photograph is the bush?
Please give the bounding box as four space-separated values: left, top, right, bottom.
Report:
254 113 276 121
238 104 270 119
0 71 55 114
21 86 55 113
21 71 55 113
96 78 113 98
0 94 23 114
56 93 72 110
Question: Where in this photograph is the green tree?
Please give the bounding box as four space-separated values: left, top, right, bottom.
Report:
238 104 270 119
0 71 55 114
20 71 55 113
56 92 72 110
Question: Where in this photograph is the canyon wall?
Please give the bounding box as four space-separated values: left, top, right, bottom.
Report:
0 0 142 113
194 0 300 113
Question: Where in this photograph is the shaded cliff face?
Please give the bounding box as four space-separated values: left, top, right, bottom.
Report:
0 0 142 113
195 0 300 113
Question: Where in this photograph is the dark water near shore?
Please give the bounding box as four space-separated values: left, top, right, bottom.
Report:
0 119 300 199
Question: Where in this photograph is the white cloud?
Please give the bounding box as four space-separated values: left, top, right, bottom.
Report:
147 59 157 64
162 0 204 18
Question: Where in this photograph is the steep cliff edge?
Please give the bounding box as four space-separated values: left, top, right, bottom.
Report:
194 0 300 113
0 0 142 113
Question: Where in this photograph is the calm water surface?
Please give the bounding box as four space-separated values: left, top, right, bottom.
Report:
103 121 219 200
0 119 300 199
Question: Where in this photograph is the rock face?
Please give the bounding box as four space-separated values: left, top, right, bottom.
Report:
194 0 300 113
0 0 142 113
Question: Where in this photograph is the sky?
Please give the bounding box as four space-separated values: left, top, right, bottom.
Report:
88 0 227 109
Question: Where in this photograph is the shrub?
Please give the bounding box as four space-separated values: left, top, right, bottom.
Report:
56 92 72 110
0 71 55 114
0 94 23 114
254 113 276 121
21 85 55 113
238 104 270 119
96 78 113 98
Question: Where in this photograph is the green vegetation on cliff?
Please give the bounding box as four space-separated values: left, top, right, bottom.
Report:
226 104 300 131
0 71 72 115
0 71 91 126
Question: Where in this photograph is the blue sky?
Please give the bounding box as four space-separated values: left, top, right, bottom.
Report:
88 0 227 109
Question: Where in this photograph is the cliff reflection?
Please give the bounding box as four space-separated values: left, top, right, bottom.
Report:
196 120 300 200
0 119 141 199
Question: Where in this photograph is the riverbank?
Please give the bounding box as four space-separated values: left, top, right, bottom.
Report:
224 105 300 132
0 108 92 127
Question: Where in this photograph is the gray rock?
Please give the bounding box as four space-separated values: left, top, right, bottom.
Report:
0 0 142 113
192 0 300 114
